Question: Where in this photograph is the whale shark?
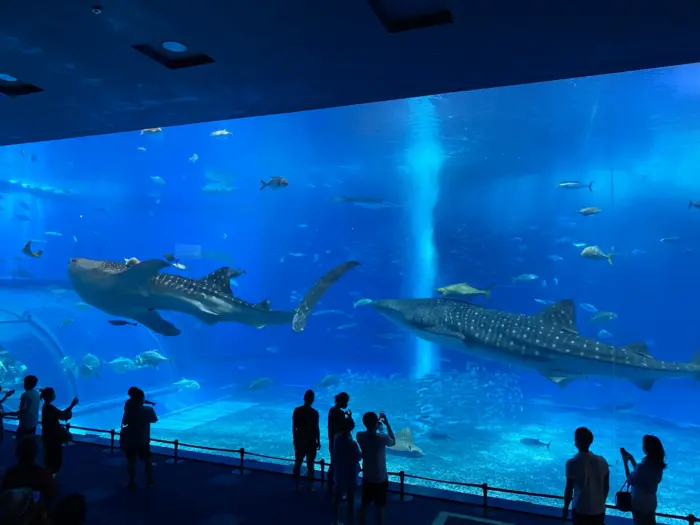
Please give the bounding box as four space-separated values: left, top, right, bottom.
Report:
364 297 700 391
67 257 359 336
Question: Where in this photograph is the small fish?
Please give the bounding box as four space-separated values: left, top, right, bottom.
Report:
579 303 598 313
520 438 551 449
289 252 305 257
572 242 587 248
188 153 199 163
141 128 163 135
547 255 563 262
631 249 647 257
540 280 547 288
108 320 138 327
660 237 680 243
172 262 186 270
260 177 289 191
336 323 358 330
136 146 147 152
435 283 492 299
150 176 166 185
534 299 554 305
689 200 700 210
598 329 613 339
58 318 74 329
552 277 559 286
20 241 42 259
581 246 613 264
210 129 233 137
557 181 593 191
353 298 373 308
75 302 90 310
14 212 30 221
578 207 601 216
44 231 62 237
18 201 30 211
512 274 538 283
590 311 618 323
124 257 141 266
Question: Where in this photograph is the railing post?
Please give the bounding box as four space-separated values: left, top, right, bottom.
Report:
109 429 115 452
173 440 179 464
481 483 488 514
232 447 249 476
688 514 697 525
391 471 413 502
319 458 326 486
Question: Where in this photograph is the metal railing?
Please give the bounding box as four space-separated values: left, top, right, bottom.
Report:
12 422 697 525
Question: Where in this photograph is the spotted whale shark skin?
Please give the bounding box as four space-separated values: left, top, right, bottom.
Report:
365 297 700 391
67 257 359 336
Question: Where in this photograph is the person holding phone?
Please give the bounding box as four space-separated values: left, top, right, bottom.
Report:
356 411 395 525
621 435 666 525
121 387 158 488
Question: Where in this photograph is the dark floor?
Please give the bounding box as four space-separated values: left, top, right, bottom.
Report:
0 433 631 525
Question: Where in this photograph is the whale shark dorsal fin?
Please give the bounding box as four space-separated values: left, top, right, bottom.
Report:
255 300 271 310
623 342 651 358
198 267 233 295
395 427 414 444
532 299 577 331
119 259 170 284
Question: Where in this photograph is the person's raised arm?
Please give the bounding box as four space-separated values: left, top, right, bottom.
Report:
381 413 396 447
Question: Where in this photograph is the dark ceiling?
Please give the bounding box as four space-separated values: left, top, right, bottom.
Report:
2 1 700 146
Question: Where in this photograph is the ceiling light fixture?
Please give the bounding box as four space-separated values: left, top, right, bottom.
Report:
161 41 188 53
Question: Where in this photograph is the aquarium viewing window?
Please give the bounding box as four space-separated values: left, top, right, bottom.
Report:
1 59 699 521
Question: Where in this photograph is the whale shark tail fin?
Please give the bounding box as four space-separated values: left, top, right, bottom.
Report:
292 261 360 332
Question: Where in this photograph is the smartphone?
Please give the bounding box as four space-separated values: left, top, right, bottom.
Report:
379 411 386 422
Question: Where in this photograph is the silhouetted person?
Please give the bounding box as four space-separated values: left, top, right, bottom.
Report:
563 427 609 525
331 416 361 525
17 375 40 442
0 386 17 449
292 389 320 493
622 435 666 525
120 387 157 488
40 387 78 477
0 487 50 525
357 411 395 525
327 392 350 490
53 494 86 525
1 436 56 505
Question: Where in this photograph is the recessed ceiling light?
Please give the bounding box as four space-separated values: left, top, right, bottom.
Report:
161 41 188 53
0 74 18 82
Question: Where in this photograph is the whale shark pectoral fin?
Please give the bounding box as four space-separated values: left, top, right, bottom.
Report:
198 267 233 295
532 299 578 332
120 259 170 285
631 378 656 391
424 327 466 340
133 309 181 336
542 373 576 388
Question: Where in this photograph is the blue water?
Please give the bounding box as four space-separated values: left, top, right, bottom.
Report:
1 63 699 520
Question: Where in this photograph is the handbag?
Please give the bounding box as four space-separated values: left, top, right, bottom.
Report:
58 425 72 445
616 480 632 512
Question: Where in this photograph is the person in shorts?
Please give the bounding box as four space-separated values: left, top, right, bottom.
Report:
17 375 40 442
356 411 395 525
